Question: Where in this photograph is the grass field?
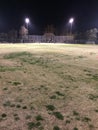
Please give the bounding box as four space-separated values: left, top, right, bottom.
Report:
0 43 98 130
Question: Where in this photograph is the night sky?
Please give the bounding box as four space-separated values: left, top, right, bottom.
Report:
0 0 98 34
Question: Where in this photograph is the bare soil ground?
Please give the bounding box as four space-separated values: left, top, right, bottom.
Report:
0 43 98 130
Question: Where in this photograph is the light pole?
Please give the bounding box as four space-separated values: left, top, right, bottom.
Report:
69 18 74 35
25 18 30 42
25 18 30 29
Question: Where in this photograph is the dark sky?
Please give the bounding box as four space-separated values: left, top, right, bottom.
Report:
0 0 98 34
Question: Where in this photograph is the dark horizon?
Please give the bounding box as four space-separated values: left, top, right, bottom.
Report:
0 0 98 35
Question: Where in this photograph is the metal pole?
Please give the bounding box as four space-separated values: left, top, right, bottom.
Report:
70 23 72 35
26 23 29 42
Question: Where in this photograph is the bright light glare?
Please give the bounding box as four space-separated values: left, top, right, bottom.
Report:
69 18 74 24
25 18 30 24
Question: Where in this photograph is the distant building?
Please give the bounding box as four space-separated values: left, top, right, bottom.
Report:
44 25 55 34
0 33 8 42
19 33 74 43
43 33 55 42
0 26 74 43
8 29 18 42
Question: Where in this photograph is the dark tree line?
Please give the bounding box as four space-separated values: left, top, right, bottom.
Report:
75 28 98 43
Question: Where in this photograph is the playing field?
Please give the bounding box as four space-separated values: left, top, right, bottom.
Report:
0 43 98 130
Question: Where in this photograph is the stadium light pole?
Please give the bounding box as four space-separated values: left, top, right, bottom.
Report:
69 18 74 35
25 18 30 42
25 18 30 30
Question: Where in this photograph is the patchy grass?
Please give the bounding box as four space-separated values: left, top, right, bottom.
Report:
4 51 33 59
88 94 98 101
27 121 42 130
12 81 22 86
35 115 44 121
46 105 56 111
53 126 60 130
0 43 98 130
95 109 98 113
50 95 57 99
55 91 65 96
1 113 7 118
73 111 79 116
25 115 32 120
73 128 78 130
0 66 21 72
82 117 91 122
53 112 64 120
66 120 71 124
27 122 36 130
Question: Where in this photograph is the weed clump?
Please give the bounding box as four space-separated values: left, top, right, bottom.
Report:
55 91 64 96
13 81 21 86
35 115 44 121
53 112 64 120
1 113 7 118
53 126 60 130
73 111 79 116
50 95 57 99
46 105 55 111
27 121 42 130
82 117 91 122
73 128 78 130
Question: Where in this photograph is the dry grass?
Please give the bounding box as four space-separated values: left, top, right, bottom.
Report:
0 43 98 130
